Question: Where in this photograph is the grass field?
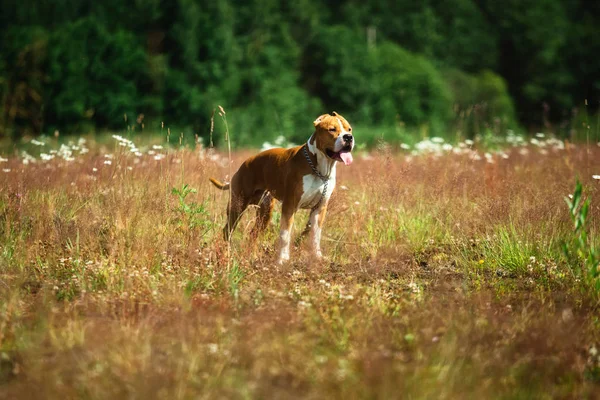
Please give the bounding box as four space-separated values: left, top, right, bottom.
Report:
1 133 600 398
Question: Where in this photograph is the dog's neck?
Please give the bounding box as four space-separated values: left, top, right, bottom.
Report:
307 135 336 179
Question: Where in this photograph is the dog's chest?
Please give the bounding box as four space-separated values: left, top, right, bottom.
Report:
299 173 336 209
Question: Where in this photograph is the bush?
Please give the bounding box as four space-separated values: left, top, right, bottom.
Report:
226 74 322 147
444 69 516 137
340 0 498 72
163 0 242 136
305 26 453 135
44 17 156 132
375 42 453 133
163 0 322 147
0 26 48 138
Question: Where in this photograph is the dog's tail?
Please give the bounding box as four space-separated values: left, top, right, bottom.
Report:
209 177 230 190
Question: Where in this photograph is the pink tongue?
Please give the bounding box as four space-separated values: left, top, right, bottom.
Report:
340 152 353 166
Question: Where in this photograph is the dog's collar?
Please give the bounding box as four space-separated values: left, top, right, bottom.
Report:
303 144 329 182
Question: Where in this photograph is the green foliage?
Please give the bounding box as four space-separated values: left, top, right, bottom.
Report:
431 0 499 72
45 17 157 131
0 26 47 138
445 69 517 137
0 0 598 140
479 0 576 124
164 0 241 134
341 0 498 72
229 0 323 144
171 184 212 232
563 180 600 292
375 42 452 133
306 26 452 134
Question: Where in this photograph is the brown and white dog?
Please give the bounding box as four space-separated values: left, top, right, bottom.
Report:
209 112 354 264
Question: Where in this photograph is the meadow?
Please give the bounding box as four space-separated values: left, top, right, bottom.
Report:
1 131 600 398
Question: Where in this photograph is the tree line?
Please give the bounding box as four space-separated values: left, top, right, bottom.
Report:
0 0 598 144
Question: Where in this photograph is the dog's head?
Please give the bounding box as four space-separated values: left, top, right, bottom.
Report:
311 112 354 165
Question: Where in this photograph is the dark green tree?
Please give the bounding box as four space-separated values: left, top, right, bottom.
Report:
44 17 155 131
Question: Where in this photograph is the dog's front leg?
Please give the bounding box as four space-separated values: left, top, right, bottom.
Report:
307 207 323 258
276 202 296 265
309 205 328 259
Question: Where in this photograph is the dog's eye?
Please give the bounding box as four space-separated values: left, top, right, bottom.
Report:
348 127 352 131
328 127 336 132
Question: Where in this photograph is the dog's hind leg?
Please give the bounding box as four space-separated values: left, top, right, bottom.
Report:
250 191 275 238
223 194 249 241
300 205 327 258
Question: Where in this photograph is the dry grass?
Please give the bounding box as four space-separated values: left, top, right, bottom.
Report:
1 138 600 398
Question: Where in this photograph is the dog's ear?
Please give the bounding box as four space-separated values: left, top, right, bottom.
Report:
313 114 329 126
330 111 338 117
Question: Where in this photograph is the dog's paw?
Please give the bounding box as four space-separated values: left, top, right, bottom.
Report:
276 254 290 265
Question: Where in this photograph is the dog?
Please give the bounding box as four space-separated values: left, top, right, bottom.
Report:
209 112 354 264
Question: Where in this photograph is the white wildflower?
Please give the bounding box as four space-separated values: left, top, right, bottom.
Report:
21 151 36 165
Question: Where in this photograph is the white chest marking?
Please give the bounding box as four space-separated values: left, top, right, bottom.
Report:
299 171 336 209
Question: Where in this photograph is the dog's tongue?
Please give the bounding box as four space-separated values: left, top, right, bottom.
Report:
340 152 353 166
